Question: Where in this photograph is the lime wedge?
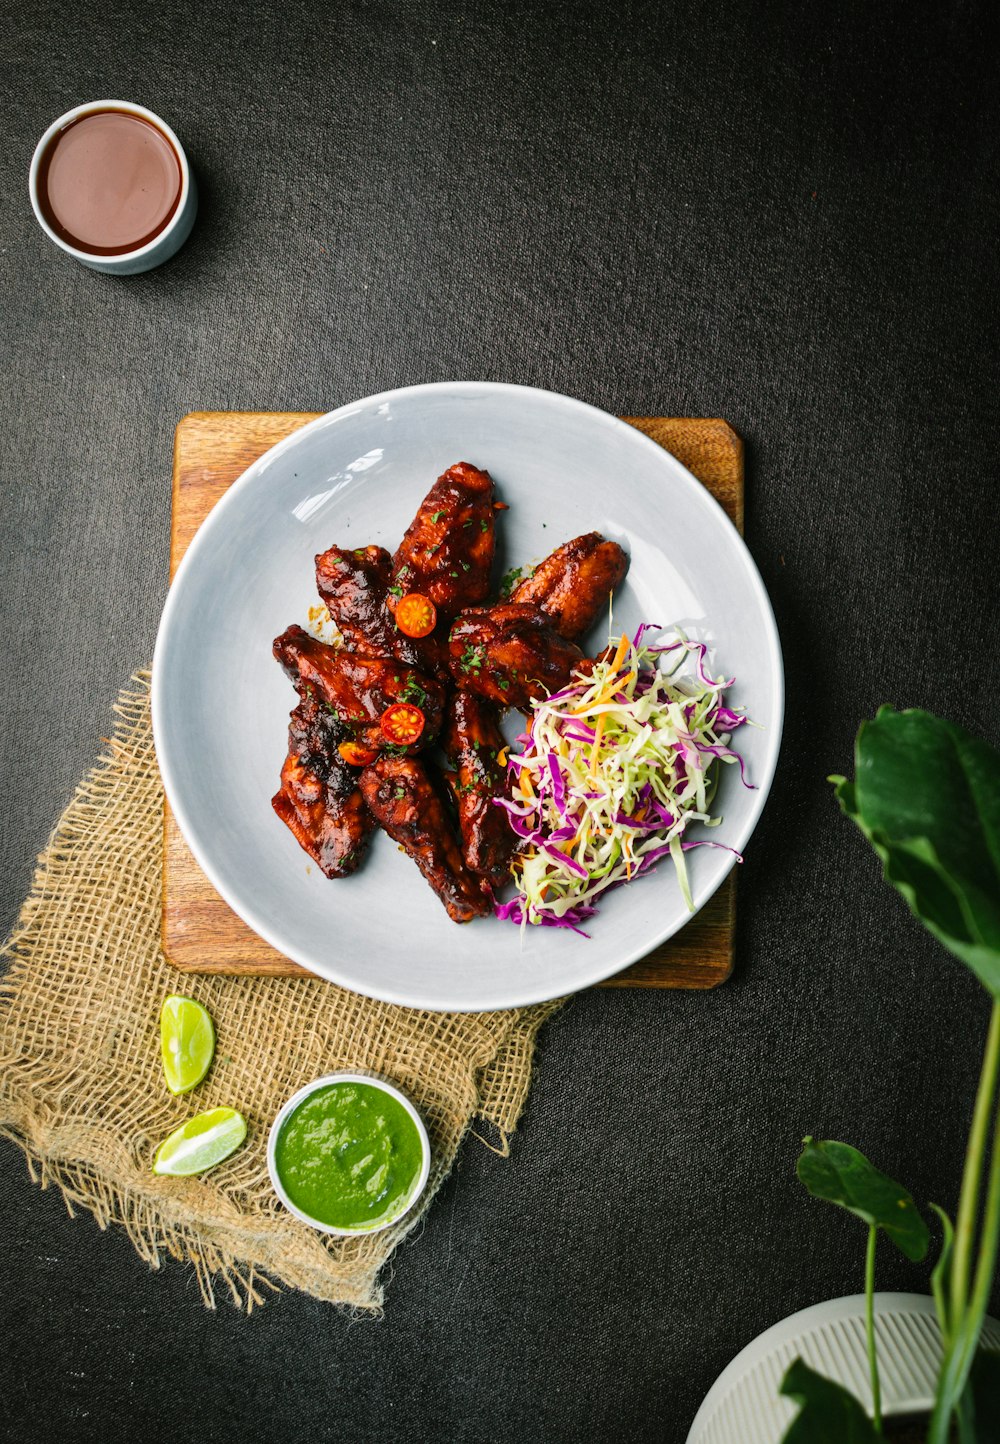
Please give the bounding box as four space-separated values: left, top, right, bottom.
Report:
160 995 215 1095
152 1108 247 1176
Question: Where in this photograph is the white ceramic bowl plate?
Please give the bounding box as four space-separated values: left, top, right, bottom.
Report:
152 383 783 1010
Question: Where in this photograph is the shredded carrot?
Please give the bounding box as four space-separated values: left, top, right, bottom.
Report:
610 632 631 672
572 660 636 716
588 714 606 775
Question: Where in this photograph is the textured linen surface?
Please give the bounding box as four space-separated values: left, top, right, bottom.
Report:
3 0 1000 1440
0 678 555 1311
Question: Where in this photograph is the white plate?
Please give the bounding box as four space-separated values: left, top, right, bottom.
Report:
152 383 783 1011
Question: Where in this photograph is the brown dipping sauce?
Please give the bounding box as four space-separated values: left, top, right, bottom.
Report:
36 109 182 256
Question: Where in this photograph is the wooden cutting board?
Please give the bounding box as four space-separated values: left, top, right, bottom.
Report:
163 412 743 989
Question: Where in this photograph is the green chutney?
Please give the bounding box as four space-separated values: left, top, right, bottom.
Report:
274 1081 425 1229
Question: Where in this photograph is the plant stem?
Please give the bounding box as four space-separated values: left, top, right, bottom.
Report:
930 1203 954 1347
929 999 1000 1444
947 1097 1000 1422
950 1002 1000 1323
866 1223 882 1434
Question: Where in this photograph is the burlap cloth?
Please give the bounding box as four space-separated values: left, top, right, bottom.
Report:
0 675 560 1312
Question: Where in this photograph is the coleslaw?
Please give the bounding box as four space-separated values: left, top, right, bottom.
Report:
495 624 754 935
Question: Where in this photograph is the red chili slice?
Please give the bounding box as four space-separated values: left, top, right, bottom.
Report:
338 740 379 767
380 703 426 746
395 592 437 639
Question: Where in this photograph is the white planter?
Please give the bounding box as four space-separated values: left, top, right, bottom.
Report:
686 1292 1000 1444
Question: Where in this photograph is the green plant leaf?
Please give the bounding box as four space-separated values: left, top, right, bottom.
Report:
831 707 1000 996
797 1138 930 1261
779 1358 881 1443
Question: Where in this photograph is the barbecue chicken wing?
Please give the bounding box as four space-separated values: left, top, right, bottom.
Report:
448 603 588 709
510 532 629 641
359 756 491 922
315 543 452 678
313 543 446 672
271 694 373 877
315 545 408 660
390 462 498 619
273 624 444 752
443 692 517 890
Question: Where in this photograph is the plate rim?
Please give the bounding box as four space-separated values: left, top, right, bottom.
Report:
152 381 784 1011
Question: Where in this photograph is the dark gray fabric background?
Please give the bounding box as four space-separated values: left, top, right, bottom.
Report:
3 1 999 1440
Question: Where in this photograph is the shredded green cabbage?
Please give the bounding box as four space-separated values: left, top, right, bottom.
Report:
495 625 751 934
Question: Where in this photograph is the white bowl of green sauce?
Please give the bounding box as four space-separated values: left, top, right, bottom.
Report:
267 1072 431 1235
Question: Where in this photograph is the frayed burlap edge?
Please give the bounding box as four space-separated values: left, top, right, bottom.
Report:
0 675 562 1313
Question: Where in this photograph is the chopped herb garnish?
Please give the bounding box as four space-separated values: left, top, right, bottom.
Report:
499 565 525 598
430 510 446 523
388 584 404 598
399 678 427 706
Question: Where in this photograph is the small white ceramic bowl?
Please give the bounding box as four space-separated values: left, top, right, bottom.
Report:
267 1072 431 1236
29 100 197 275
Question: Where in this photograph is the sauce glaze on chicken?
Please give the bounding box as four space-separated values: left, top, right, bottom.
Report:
271 463 629 924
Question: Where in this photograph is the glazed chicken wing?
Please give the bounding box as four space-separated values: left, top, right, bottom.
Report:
389 462 499 619
510 532 629 641
271 694 374 877
314 544 409 660
359 756 491 923
273 624 444 752
315 543 450 677
443 692 517 890
448 603 588 710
